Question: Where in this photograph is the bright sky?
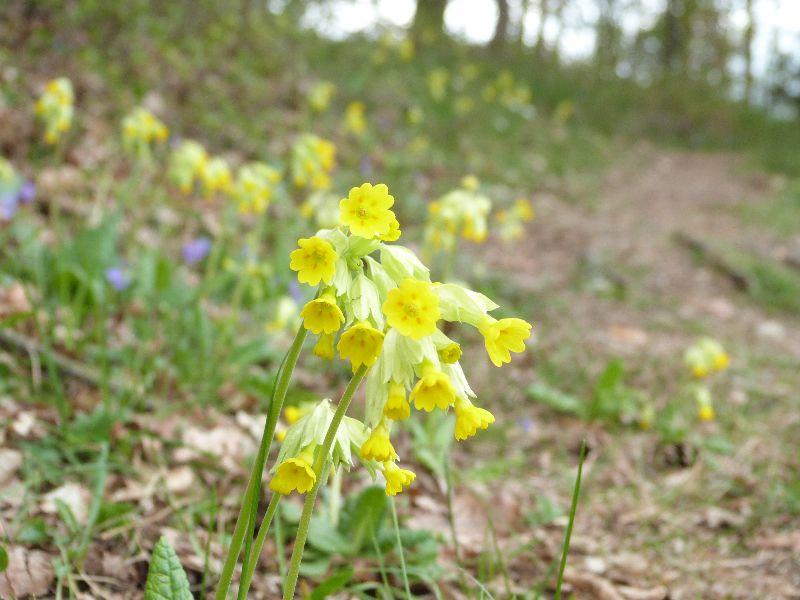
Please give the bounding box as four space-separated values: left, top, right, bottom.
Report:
301 0 800 79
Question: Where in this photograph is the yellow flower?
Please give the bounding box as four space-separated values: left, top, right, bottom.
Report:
454 397 495 440
461 174 479 191
289 236 337 286
437 342 462 364
337 321 384 370
478 316 532 367
515 199 535 222
384 382 410 420
284 405 308 425
344 101 367 136
313 332 335 360
410 363 455 412
713 352 729 372
692 365 709 379
269 448 316 494
382 278 440 340
339 182 396 239
360 423 398 462
378 216 402 242
300 292 345 334
698 404 715 421
383 461 416 496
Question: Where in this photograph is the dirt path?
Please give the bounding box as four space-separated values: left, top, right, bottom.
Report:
473 146 800 599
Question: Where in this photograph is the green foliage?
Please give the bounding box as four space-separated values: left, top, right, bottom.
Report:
527 359 640 423
144 537 193 600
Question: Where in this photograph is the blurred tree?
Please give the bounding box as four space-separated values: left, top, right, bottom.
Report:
595 0 623 71
412 0 448 44
743 0 755 103
490 0 511 51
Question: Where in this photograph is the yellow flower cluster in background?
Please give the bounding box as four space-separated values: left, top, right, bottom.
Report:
291 134 336 190
35 77 74 144
496 198 535 242
274 182 532 497
343 101 367 136
121 107 168 157
684 337 729 379
234 162 281 215
168 140 208 194
425 176 492 250
308 81 336 112
199 156 233 198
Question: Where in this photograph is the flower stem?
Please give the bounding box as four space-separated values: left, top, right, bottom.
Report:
215 324 307 600
236 493 281 599
282 365 368 600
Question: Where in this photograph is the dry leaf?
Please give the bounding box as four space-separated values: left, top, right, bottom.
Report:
0 546 55 597
0 448 22 484
41 482 92 524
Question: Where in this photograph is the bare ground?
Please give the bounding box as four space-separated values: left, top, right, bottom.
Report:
466 145 800 599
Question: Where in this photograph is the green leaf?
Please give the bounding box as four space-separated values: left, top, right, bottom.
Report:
527 382 583 416
0 545 8 572
309 566 354 599
340 486 387 554
144 537 193 600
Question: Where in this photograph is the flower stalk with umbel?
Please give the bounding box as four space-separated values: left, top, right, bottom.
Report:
217 181 533 598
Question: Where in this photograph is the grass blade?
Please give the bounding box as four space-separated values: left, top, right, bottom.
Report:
555 439 587 600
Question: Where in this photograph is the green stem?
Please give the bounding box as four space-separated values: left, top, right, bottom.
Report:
282 365 368 600
236 493 282 598
215 324 307 600
390 497 412 600
554 440 587 600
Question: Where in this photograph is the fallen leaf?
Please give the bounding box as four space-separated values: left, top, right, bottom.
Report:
41 483 92 524
0 546 55 597
0 448 22 484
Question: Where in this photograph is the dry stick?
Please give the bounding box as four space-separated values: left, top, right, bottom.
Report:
281 364 369 600
674 232 749 289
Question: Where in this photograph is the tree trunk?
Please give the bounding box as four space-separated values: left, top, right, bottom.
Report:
412 0 448 44
490 0 510 51
743 0 755 103
534 0 550 59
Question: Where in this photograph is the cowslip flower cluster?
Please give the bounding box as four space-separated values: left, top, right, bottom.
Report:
200 156 234 198
427 68 449 102
684 338 729 379
233 162 282 215
425 177 492 250
299 190 340 229
308 81 336 113
35 78 74 144
496 198 535 242
168 140 209 194
482 70 533 113
344 101 367 136
291 134 336 190
683 338 729 423
273 182 532 497
121 107 168 157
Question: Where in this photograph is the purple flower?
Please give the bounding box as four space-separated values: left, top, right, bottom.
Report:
289 279 303 304
17 181 35 205
181 237 212 265
359 156 374 177
105 267 130 291
0 193 18 221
